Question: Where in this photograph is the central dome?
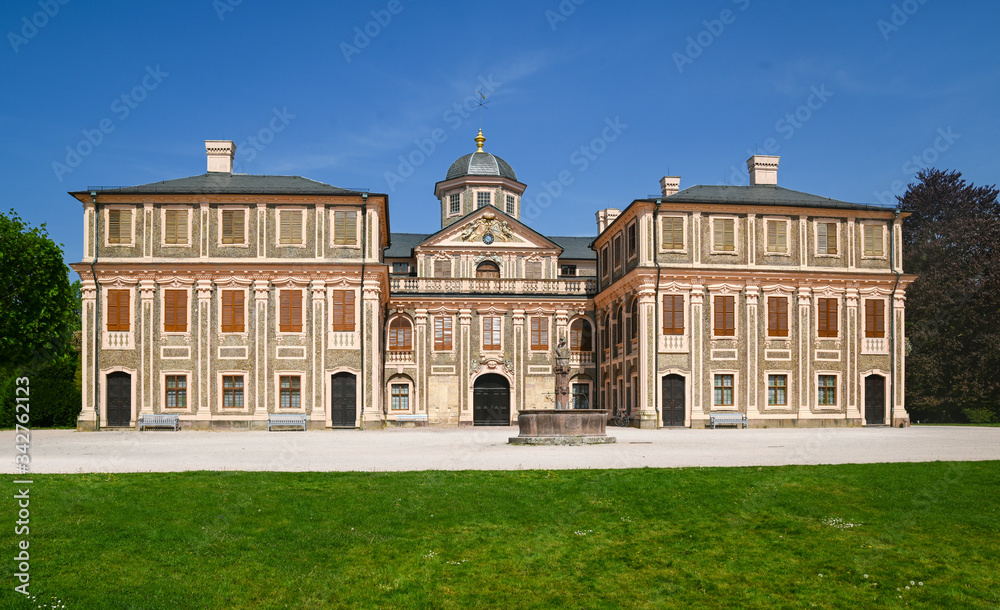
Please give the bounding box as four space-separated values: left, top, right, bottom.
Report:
444 130 517 181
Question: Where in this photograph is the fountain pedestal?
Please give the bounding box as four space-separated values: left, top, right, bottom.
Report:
508 409 615 445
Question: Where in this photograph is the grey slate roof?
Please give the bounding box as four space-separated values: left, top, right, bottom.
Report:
385 233 429 258
651 185 892 211
386 232 595 259
445 152 518 181
550 236 596 259
82 173 363 196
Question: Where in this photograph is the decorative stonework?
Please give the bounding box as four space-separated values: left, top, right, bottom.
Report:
460 213 514 242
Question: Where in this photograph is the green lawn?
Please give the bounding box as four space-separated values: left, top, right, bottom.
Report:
3 462 998 609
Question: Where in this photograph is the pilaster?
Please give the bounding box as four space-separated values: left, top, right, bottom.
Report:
311 280 326 419
139 279 156 415
797 287 812 412
745 285 760 415
196 279 214 415
637 289 657 428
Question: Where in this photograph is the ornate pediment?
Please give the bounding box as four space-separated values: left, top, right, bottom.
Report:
460 213 514 244
415 207 562 253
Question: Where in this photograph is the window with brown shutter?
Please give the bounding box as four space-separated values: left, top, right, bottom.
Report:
570 319 592 352
483 316 502 350
434 259 451 278
627 222 637 260
279 210 303 245
434 316 453 350
222 210 245 245
663 295 684 335
863 224 884 257
767 296 788 337
221 290 245 333
279 290 303 333
164 210 188 244
714 218 735 252
163 289 187 332
662 217 684 250
389 317 412 351
865 299 885 338
613 234 623 271
331 290 355 331
525 261 542 280
714 295 735 337
818 298 839 337
817 222 838 255
106 289 130 331
108 209 132 244
767 220 787 253
333 210 358 246
530 317 548 350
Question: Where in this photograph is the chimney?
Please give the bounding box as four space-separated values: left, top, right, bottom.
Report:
660 176 681 197
596 208 620 235
206 140 236 173
747 155 779 186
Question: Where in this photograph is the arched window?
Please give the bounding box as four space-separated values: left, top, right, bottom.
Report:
570 319 593 352
476 261 500 279
388 317 412 351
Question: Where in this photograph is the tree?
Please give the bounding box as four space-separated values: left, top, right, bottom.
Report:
0 209 76 375
901 169 1000 423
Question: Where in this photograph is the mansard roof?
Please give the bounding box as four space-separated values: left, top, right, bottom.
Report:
78 173 368 196
642 184 893 211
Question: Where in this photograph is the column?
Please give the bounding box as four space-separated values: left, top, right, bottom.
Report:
797 287 812 413
637 288 657 428
196 279 213 416
139 279 156 415
311 280 326 422
745 285 760 416
845 287 861 419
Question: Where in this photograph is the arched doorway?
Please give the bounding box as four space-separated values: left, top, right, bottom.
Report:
662 374 685 427
865 374 886 425
106 372 131 427
473 374 510 426
331 372 357 427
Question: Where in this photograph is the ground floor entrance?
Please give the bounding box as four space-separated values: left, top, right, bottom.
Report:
106 372 131 427
865 374 886 425
331 373 357 427
662 374 685 427
473 374 510 426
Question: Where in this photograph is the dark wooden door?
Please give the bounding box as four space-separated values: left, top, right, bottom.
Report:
107 372 131 427
865 375 886 425
473 374 510 426
331 373 357 427
662 375 685 427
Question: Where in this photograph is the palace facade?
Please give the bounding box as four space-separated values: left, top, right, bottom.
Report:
70 133 913 430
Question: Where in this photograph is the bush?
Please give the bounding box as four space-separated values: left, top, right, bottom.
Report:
963 407 998 424
0 352 81 428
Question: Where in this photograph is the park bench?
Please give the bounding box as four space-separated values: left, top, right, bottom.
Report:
395 413 428 425
708 412 748 429
267 413 307 431
138 413 180 431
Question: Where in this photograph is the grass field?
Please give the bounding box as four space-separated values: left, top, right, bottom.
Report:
3 462 998 609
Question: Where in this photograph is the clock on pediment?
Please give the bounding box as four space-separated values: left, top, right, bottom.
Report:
483 232 494 245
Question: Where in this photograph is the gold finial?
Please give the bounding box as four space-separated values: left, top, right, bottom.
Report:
475 129 485 153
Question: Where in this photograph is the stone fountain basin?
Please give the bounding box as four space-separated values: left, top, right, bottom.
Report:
508 409 616 445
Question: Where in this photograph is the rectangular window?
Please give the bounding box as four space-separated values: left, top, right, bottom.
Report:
391 384 409 410
817 221 838 255
477 192 491 208
818 375 837 405
572 384 590 409
613 234 623 272
767 219 787 253
434 316 453 350
526 261 542 280
165 375 187 409
434 259 451 278
714 218 735 252
279 210 303 245
449 194 460 215
818 298 839 337
392 262 409 275
164 209 188 245
483 316 502 350
767 375 787 406
221 290 245 333
506 194 515 215
864 224 884 257
627 222 637 260
222 375 244 408
600 247 609 278
714 295 735 337
560 264 576 277
767 296 789 337
331 290 355 332
865 299 885 338
662 217 684 250
333 210 358 246
221 209 245 245
279 289 303 333
163 289 188 333
279 375 301 409
106 289 130 332
108 209 132 245
714 374 734 406
530 316 549 350
663 295 684 335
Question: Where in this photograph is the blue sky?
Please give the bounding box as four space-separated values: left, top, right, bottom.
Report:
3 0 998 269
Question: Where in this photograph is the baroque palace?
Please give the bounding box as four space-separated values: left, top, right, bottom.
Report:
70 133 913 430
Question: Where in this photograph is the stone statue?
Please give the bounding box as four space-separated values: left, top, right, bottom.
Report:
554 337 570 365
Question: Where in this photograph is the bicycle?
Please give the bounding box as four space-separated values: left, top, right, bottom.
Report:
612 408 631 428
